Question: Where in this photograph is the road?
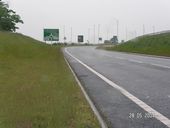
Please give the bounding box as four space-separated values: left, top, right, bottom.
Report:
63 46 170 128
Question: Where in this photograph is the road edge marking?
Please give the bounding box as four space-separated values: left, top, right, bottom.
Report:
64 56 108 128
65 48 170 128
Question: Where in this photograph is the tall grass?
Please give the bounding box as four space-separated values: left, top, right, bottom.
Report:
0 32 99 128
107 33 170 56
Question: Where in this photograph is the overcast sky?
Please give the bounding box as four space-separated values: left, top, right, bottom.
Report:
4 0 170 43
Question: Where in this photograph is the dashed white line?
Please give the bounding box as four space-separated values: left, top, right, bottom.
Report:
128 59 143 64
65 48 170 128
151 63 170 69
104 55 112 58
112 56 170 69
115 57 125 60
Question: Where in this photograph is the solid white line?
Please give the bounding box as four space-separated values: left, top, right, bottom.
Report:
64 57 108 128
65 48 170 128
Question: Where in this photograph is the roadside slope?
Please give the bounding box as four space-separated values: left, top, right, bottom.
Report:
106 32 170 57
0 32 100 128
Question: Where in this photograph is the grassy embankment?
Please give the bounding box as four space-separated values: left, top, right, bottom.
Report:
0 32 100 128
106 32 170 57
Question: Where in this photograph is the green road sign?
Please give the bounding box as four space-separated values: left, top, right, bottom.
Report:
44 29 59 41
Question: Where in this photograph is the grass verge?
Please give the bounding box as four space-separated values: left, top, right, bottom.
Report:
105 32 170 57
0 32 100 128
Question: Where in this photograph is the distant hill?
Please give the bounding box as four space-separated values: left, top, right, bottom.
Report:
106 31 170 57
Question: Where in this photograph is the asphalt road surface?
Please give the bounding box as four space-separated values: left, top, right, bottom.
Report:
63 46 170 128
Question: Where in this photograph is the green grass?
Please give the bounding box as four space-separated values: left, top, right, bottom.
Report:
106 32 170 57
0 32 100 128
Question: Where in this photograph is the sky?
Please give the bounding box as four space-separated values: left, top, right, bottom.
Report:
4 0 170 43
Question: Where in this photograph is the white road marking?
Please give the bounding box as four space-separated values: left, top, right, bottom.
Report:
64 57 108 128
113 56 170 69
128 59 143 64
115 57 125 60
65 48 170 128
104 55 112 58
151 63 170 69
146 96 150 99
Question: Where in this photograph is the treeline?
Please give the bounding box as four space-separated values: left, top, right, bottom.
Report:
0 0 23 32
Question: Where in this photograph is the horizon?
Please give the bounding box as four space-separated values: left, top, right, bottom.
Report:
4 0 170 43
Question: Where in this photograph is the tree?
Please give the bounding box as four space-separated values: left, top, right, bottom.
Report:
0 0 23 32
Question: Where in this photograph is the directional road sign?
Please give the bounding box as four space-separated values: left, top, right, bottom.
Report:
44 29 59 41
